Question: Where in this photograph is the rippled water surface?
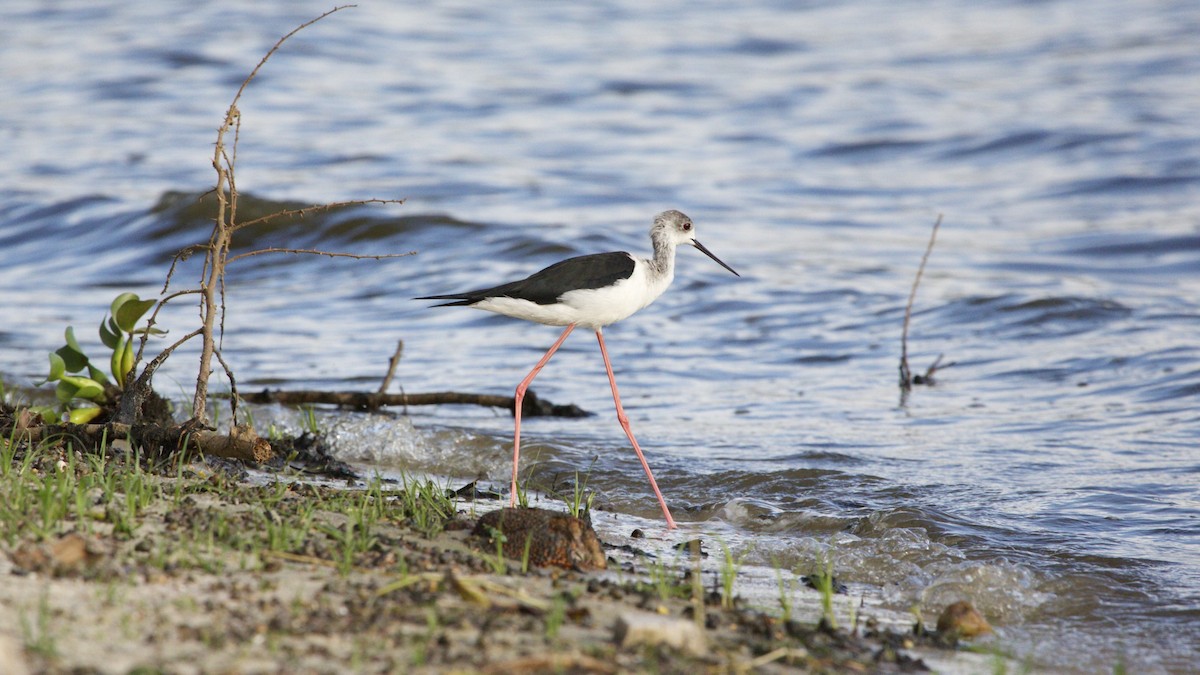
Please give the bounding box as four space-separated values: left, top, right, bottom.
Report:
2 1 1199 671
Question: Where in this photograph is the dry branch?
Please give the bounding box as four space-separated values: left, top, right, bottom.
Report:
160 4 403 428
378 340 405 395
239 388 589 418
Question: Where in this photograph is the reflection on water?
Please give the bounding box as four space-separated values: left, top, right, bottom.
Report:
2 1 1199 671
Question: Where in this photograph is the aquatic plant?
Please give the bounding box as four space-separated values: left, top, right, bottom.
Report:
38 292 160 424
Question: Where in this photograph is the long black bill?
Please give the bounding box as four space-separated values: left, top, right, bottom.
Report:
692 239 740 277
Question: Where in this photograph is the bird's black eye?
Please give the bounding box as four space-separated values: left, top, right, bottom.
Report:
682 222 692 231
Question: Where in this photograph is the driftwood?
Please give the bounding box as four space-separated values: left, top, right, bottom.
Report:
7 422 272 463
240 388 589 418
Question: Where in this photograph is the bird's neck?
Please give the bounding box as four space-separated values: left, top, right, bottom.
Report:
647 237 677 282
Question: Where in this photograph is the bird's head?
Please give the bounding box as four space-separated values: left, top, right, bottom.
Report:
652 210 740 276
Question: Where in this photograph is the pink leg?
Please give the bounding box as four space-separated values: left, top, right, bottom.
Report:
595 329 677 529
511 324 576 506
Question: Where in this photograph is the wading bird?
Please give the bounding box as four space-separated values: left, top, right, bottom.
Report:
417 210 739 529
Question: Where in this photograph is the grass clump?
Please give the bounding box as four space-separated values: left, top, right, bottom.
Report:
397 472 456 538
0 436 162 546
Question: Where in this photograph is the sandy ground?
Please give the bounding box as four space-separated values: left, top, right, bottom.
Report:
0 456 1003 674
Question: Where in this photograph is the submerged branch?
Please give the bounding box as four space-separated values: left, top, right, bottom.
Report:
899 214 944 390
239 388 590 418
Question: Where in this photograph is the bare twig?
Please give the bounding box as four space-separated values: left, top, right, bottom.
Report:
132 288 201 365
161 245 204 295
914 353 951 385
899 214 943 390
231 198 405 232
189 5 359 426
227 247 416 265
213 348 239 425
378 340 405 395
228 6 357 108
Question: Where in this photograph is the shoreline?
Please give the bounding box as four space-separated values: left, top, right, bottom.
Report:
0 439 1005 673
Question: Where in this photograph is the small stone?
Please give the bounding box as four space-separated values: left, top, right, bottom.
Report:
613 610 707 656
11 534 103 576
936 600 992 639
49 533 90 567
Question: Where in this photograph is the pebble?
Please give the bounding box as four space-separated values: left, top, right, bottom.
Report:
613 610 707 656
936 600 992 639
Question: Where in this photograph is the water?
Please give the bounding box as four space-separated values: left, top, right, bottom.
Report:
2 0 1199 671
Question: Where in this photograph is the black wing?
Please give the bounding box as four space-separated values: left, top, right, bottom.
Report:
416 251 635 306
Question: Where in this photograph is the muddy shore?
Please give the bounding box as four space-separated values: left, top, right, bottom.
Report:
0 440 1000 674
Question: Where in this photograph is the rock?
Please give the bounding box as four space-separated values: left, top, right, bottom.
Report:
473 507 606 570
613 610 707 656
11 533 104 576
936 600 992 639
49 533 91 567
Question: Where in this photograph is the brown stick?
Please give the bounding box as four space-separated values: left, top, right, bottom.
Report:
238 389 589 418
378 340 404 395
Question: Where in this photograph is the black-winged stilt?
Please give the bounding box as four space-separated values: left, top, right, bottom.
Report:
417 210 739 529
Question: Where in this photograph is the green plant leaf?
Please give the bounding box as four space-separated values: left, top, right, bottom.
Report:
65 325 84 352
99 315 122 350
26 406 58 423
56 376 106 404
112 294 156 334
44 352 67 383
55 326 91 373
111 335 128 387
67 407 103 424
110 292 138 320
121 339 135 385
87 363 111 385
54 345 89 373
